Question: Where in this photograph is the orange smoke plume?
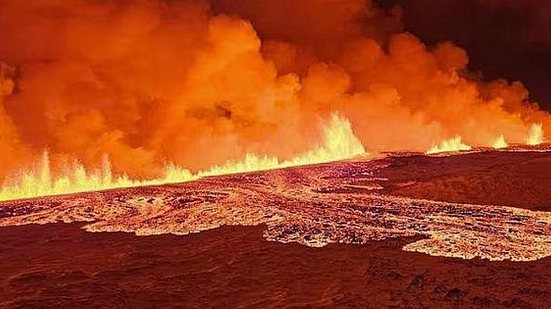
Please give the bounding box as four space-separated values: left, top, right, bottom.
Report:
0 0 549 199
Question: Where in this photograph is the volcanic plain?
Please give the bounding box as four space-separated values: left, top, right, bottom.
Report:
1 148 551 308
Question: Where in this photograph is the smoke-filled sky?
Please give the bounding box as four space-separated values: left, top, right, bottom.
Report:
0 0 550 180
382 0 551 112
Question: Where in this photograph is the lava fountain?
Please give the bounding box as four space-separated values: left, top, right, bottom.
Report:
0 113 366 202
0 0 550 201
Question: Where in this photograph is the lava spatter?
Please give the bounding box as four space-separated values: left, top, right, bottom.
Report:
1 149 551 262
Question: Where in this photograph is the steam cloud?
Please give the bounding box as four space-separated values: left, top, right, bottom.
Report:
396 0 551 111
0 0 549 180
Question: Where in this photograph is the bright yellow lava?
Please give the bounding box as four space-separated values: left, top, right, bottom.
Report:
0 113 367 202
426 136 472 154
492 135 508 149
427 123 547 154
1 116 546 201
527 123 544 145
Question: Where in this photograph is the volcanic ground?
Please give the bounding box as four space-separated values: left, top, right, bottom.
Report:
1 148 551 308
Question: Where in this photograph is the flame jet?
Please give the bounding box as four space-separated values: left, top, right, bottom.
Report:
0 0 549 199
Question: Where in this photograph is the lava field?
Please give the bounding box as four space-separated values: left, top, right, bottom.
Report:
1 148 550 262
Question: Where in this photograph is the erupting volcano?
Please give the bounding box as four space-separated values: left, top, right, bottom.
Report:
1 0 551 308
0 0 550 199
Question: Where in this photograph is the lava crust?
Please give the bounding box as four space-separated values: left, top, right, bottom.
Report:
1 149 550 262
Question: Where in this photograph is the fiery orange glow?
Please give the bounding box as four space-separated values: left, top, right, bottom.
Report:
0 0 550 199
426 136 472 154
493 135 508 149
0 114 366 201
527 123 545 145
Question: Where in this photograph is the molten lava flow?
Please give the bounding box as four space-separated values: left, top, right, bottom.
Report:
0 1 551 200
2 151 551 262
0 152 175 203
527 123 545 145
0 114 366 202
493 135 508 149
426 136 472 154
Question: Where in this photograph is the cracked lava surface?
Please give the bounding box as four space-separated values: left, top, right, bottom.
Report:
1 149 551 262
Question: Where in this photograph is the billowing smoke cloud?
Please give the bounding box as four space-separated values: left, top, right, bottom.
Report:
0 0 549 180
394 0 551 111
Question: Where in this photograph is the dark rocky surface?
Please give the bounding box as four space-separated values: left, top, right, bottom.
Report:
1 149 551 308
0 223 550 309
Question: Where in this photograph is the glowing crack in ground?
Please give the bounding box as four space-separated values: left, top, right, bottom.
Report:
0 152 550 262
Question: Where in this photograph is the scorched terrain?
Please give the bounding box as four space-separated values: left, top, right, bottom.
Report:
1 147 551 308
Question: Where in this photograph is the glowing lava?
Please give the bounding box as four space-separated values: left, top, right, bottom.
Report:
492 135 508 149
0 114 366 202
426 136 472 154
527 123 545 145
1 150 551 262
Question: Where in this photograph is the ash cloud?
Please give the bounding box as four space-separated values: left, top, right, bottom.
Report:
393 0 551 111
0 0 549 180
